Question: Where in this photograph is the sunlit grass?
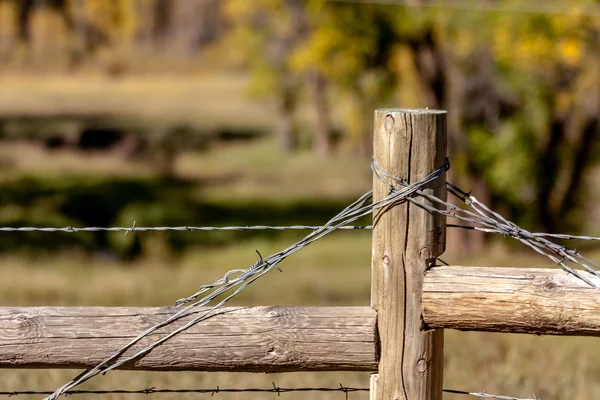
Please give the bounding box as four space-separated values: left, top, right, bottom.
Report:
0 137 372 202
0 232 373 307
178 138 372 202
0 73 274 131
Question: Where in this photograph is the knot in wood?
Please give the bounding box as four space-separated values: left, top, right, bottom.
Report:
416 358 428 373
384 115 395 133
267 346 277 356
543 279 558 291
4 313 43 341
135 314 153 328
13 314 28 323
419 247 432 261
383 255 390 265
266 308 282 318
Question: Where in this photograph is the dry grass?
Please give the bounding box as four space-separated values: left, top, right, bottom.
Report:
0 73 274 131
0 233 373 307
0 142 151 180
178 139 372 202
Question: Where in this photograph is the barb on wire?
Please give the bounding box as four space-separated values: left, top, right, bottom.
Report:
0 225 371 233
372 162 600 292
44 161 449 400
1 386 538 399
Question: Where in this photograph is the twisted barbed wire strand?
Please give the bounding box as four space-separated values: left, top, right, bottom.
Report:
372 161 600 290
0 225 371 232
447 183 600 288
5 221 600 242
44 161 449 400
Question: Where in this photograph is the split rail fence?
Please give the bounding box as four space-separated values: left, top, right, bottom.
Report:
2 108 599 399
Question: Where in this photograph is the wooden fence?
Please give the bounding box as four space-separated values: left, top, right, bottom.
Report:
2 108 599 399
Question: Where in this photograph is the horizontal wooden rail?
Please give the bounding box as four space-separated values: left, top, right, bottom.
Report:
423 266 600 335
0 306 377 372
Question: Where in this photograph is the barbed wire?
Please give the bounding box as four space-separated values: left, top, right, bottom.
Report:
1 384 367 398
449 225 600 241
0 385 538 399
5 222 600 244
0 221 600 245
4 222 600 246
41 160 449 400
4 222 600 244
372 162 600 291
0 225 371 233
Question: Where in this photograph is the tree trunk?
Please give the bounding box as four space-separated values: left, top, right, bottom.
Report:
310 70 333 158
276 85 297 154
536 113 565 232
152 0 174 48
557 115 599 231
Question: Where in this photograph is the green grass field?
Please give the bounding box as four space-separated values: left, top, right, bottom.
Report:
1 73 600 399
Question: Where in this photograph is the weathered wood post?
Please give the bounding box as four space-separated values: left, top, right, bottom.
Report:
370 109 447 400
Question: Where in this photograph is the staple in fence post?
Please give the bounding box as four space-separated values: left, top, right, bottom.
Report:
370 108 447 400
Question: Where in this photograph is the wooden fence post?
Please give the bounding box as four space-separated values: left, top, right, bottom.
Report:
371 108 447 400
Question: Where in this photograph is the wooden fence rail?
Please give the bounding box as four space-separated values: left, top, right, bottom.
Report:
0 109 595 400
0 306 377 371
423 266 600 336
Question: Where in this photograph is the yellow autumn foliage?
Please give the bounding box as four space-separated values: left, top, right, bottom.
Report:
81 0 138 42
491 10 592 72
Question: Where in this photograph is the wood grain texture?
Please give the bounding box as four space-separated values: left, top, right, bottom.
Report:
423 266 600 335
371 109 447 400
0 306 377 372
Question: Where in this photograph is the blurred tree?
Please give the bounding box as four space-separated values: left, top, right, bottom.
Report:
0 0 17 62
222 0 307 154
224 0 400 157
151 0 220 56
14 0 72 44
84 0 137 41
6 0 137 68
291 0 399 156
437 2 600 232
